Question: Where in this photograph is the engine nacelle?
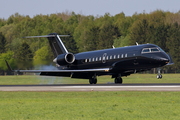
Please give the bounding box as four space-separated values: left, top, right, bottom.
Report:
56 53 75 66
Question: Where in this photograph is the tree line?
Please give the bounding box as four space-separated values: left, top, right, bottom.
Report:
1 10 180 74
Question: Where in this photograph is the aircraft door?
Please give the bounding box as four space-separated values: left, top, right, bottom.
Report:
102 53 107 63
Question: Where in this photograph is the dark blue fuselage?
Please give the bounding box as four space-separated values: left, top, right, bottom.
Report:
67 44 169 77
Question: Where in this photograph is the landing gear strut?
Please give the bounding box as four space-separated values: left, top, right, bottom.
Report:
157 68 162 79
89 74 97 84
114 74 123 84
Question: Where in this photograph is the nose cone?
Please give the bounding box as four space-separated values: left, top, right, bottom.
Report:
151 52 170 65
167 53 174 65
160 54 169 62
159 52 170 64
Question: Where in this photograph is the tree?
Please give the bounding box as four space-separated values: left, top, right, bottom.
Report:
0 51 16 75
151 23 169 51
130 19 150 44
166 22 180 73
33 46 53 66
16 41 33 69
0 32 6 53
113 35 130 47
84 25 100 51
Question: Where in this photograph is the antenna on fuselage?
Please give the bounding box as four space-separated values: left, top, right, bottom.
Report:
136 42 138 46
112 45 115 49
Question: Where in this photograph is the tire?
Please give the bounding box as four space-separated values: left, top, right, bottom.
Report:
115 77 123 84
157 75 160 79
89 79 93 84
89 78 97 84
93 78 97 84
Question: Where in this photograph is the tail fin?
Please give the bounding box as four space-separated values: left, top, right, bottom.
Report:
23 33 70 57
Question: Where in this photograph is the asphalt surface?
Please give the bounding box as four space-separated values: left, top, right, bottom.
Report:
1 83 180 91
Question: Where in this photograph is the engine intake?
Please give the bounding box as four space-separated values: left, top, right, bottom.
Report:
56 53 75 66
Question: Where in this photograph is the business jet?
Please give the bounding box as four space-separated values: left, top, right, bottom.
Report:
6 33 174 84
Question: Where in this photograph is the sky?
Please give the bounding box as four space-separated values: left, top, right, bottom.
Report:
0 0 180 19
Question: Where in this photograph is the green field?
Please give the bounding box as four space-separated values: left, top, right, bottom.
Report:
0 91 180 120
0 74 180 120
0 74 180 85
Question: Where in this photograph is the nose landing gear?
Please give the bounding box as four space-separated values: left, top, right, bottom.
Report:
157 68 162 79
114 74 123 84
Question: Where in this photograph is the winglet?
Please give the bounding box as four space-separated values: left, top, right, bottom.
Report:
5 60 14 72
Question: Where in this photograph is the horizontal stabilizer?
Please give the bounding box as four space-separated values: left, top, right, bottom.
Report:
22 35 70 38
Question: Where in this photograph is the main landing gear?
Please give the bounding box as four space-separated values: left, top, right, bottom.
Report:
89 78 97 84
157 68 162 79
114 74 123 84
89 74 97 84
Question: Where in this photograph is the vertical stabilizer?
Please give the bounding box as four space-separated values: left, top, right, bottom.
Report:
23 33 69 58
47 33 68 57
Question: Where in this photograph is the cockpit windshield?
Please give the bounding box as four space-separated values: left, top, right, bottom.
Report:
142 47 161 54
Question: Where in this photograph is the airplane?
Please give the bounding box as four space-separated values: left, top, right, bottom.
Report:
6 33 174 84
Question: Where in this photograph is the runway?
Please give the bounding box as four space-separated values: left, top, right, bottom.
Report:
1 83 180 91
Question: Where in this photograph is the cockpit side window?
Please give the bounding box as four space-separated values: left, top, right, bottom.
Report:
142 47 160 54
151 48 159 52
142 48 150 53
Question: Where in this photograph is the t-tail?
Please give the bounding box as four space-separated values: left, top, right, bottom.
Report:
23 33 69 57
23 33 75 66
47 33 68 57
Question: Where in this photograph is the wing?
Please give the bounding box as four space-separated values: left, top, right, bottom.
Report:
5 60 110 73
15 68 110 73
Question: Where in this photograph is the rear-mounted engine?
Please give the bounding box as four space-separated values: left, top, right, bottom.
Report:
56 53 75 66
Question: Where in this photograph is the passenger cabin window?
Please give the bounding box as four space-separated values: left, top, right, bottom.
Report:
114 55 116 59
89 58 91 62
125 54 127 57
118 55 120 58
106 56 109 60
92 58 94 62
99 57 101 61
121 54 123 58
110 56 112 59
96 57 98 61
85 59 87 62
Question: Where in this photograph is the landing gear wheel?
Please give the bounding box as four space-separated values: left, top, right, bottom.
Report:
89 79 93 84
93 78 97 84
89 78 97 84
157 74 162 79
115 77 123 84
157 68 162 79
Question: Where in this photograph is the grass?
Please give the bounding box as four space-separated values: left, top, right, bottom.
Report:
0 91 180 120
0 74 180 85
0 75 180 119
